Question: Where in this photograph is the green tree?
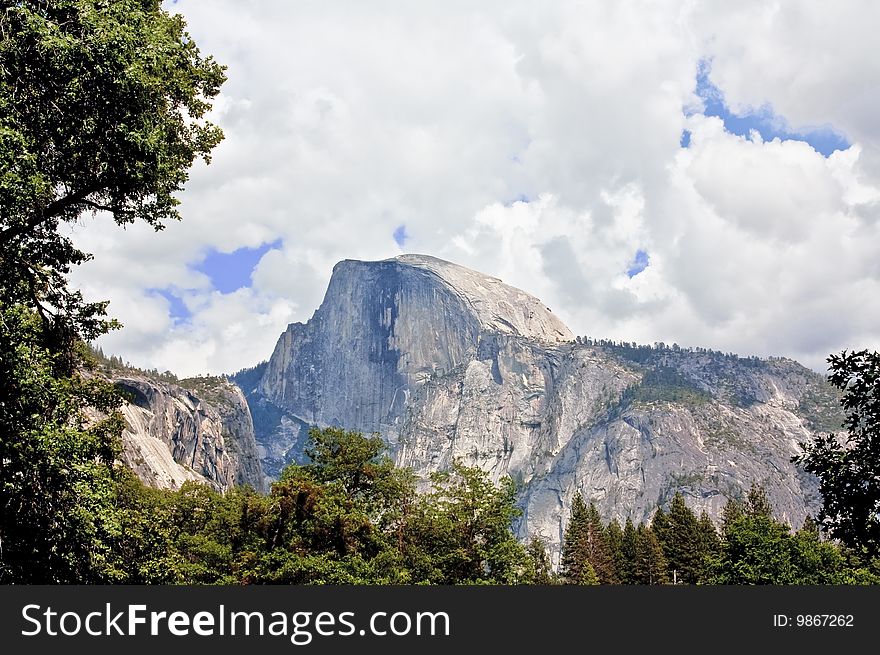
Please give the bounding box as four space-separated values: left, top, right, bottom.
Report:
0 304 125 582
560 495 616 584
633 524 668 585
578 561 600 585
525 537 557 585
0 0 225 583
605 518 624 580
697 511 721 581
796 350 880 559
654 493 709 584
1 0 225 280
712 489 796 584
414 463 528 584
619 518 639 584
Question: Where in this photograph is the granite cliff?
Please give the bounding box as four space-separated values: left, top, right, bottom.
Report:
105 371 265 493
236 254 842 557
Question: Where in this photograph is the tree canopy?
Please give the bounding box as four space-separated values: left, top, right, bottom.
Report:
0 0 225 583
797 350 880 559
0 0 225 340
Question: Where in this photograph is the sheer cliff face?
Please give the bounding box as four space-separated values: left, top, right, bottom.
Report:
258 255 571 438
115 376 265 493
253 255 837 557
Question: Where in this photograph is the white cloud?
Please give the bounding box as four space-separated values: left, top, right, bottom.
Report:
67 1 880 376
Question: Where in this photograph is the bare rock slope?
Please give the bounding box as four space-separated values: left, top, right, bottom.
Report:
114 375 265 493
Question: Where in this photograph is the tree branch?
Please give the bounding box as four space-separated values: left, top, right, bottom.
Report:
0 180 104 246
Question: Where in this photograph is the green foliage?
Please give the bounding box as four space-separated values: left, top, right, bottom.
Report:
622 367 712 408
605 519 625 581
0 303 125 582
0 0 226 584
711 489 844 584
560 495 617 584
654 493 711 584
708 488 879 584
796 350 880 559
87 428 531 585
554 488 873 586
633 524 668 584
412 463 529 584
525 537 557 585
0 0 225 241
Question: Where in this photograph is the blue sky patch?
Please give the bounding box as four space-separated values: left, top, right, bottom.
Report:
149 288 191 323
193 239 282 294
692 60 849 157
680 129 691 148
393 225 410 247
627 249 650 278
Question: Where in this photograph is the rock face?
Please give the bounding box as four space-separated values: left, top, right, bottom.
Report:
115 375 265 493
247 254 571 477
246 254 842 558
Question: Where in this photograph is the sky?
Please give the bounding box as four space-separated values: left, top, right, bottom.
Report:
68 1 880 377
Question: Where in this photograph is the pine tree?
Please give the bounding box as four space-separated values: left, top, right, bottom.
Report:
585 502 618 584
656 493 704 584
579 561 600 585
697 511 721 583
606 519 624 581
651 506 669 544
561 494 590 584
560 495 617 584
526 537 556 585
634 524 669 584
721 496 745 537
620 518 639 584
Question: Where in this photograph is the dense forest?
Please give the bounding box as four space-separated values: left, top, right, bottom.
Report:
6 415 879 584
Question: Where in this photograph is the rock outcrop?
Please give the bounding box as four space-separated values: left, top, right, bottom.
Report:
244 254 842 558
115 375 265 493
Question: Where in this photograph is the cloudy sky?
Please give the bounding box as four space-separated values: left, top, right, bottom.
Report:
69 0 880 377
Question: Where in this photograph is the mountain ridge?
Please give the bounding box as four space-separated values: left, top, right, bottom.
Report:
98 254 842 560
237 254 839 557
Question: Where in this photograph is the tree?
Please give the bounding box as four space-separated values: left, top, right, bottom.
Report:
1 1 225 301
0 308 126 582
0 0 225 583
605 518 624 580
560 495 617 584
413 462 528 584
655 493 705 583
697 511 721 581
633 525 668 585
796 350 880 559
712 488 797 584
525 537 557 585
619 518 639 584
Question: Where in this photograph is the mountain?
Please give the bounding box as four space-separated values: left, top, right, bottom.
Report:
89 354 266 492
236 254 842 557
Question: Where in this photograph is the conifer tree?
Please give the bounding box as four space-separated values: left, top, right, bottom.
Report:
606 518 624 580
561 495 617 584
585 502 618 584
697 511 721 582
634 524 669 585
561 494 590 584
620 518 639 584
526 537 556 585
656 493 704 583
579 561 600 585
